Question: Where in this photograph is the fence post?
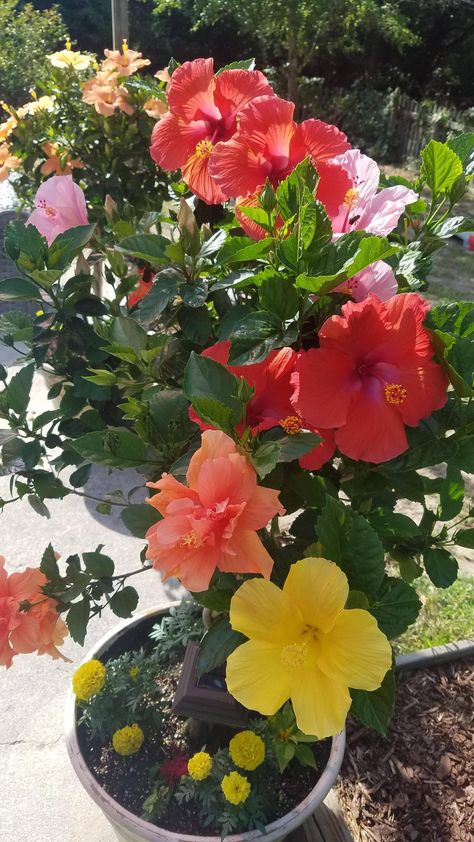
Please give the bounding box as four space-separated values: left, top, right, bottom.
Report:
111 0 129 49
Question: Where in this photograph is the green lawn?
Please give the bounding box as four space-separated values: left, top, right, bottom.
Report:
394 575 474 653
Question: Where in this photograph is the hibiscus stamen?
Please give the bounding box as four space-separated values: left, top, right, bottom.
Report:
384 383 408 405
44 206 58 218
280 415 303 435
181 530 200 548
195 139 214 159
343 188 359 209
280 641 308 670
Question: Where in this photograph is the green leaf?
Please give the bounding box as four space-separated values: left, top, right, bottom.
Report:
118 233 169 264
215 58 255 74
110 586 139 618
350 668 395 735
437 464 464 521
196 615 245 678
251 442 281 479
47 224 96 270
22 439 42 470
66 597 90 645
192 587 233 612
432 217 474 239
83 551 115 578
178 306 212 345
190 397 235 434
0 277 42 301
134 272 179 322
121 503 161 538
296 234 399 293
72 429 149 468
4 220 47 271
447 132 474 177
27 494 50 518
372 578 421 637
40 543 60 581
216 236 272 265
275 432 321 462
421 140 463 196
111 316 147 352
260 275 299 321
184 352 243 425
69 464 92 488
229 311 283 365
6 364 34 415
369 510 422 539
423 547 458 589
455 528 474 549
272 740 296 773
345 590 370 609
294 744 317 769
317 497 385 596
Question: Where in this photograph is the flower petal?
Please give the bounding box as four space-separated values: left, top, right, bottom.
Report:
219 529 275 580
295 119 350 162
315 161 353 218
357 186 418 237
214 70 274 127
335 375 408 463
167 58 219 121
183 148 227 204
318 608 392 690
230 577 303 642
283 557 348 632
291 347 357 428
238 485 285 530
196 453 256 508
187 430 237 490
291 661 351 738
210 135 267 198
150 112 210 172
226 639 291 715
298 428 336 471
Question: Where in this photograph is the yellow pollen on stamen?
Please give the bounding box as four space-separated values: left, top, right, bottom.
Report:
122 38 129 54
181 530 200 548
384 383 408 405
343 187 359 209
65 38 72 51
195 139 214 159
280 641 309 671
280 415 303 435
45 206 57 218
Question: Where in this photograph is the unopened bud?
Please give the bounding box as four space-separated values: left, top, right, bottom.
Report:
260 179 276 212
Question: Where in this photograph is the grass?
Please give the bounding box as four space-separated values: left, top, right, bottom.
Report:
393 575 474 654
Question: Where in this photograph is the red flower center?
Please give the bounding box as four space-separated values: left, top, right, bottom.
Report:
280 415 303 435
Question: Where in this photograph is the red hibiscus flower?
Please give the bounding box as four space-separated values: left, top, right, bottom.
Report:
209 95 350 236
149 58 274 204
291 294 449 464
190 341 336 471
127 266 155 308
160 755 189 786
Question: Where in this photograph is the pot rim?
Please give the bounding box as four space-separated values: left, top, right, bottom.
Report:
65 602 346 842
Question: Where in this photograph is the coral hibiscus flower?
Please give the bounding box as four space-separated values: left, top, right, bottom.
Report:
145 430 285 591
291 293 449 464
149 58 275 204
316 150 417 237
0 556 68 668
189 342 336 471
226 557 392 737
209 95 350 231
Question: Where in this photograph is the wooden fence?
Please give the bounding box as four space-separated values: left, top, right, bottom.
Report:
385 91 470 162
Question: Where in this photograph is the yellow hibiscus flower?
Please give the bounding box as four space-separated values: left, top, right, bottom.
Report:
48 49 92 71
226 557 392 739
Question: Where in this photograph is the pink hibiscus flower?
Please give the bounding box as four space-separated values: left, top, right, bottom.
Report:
0 556 68 668
291 294 449 464
334 260 398 302
210 95 350 210
145 430 285 591
190 341 336 472
316 150 417 237
27 175 88 245
149 58 274 204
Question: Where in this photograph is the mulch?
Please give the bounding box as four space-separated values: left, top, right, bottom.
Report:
336 659 474 842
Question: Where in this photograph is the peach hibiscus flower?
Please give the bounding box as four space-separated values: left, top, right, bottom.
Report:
82 71 134 117
0 143 20 182
102 41 150 76
40 142 84 177
0 556 68 669
0 115 18 141
145 430 285 591
144 97 168 120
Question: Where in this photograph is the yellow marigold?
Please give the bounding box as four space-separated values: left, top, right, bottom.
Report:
72 659 106 701
187 751 212 781
129 666 140 680
229 730 265 771
112 724 144 756
221 771 251 805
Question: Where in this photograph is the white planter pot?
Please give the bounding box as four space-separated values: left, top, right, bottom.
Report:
65 604 346 842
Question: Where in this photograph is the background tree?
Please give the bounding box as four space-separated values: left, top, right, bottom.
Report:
0 1 67 106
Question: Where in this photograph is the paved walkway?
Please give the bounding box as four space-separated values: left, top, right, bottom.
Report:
0 345 183 842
